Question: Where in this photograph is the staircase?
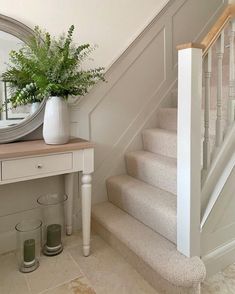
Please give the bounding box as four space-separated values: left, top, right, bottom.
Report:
89 4 235 294
92 107 206 294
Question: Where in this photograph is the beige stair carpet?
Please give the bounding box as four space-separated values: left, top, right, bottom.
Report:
126 150 177 195
93 106 208 293
157 108 177 131
107 174 177 244
92 202 206 294
143 128 177 158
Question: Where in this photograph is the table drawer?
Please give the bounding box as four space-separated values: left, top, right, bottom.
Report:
2 153 73 181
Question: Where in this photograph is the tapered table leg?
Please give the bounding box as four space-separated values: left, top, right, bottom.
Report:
81 173 92 257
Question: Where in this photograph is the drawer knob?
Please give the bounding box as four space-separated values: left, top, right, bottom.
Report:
37 164 43 169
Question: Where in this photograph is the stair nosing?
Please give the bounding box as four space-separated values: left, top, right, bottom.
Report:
92 201 206 289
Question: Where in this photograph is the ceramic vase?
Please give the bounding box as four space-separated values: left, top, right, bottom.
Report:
43 96 69 145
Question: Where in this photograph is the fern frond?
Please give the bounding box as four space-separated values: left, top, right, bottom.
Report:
1 25 105 106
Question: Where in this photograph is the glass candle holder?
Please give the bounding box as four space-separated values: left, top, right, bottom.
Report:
15 219 42 273
37 193 68 256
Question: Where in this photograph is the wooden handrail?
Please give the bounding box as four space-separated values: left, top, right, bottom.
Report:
177 4 235 55
201 4 233 54
176 43 205 50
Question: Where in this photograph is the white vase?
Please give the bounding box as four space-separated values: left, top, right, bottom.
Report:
43 96 70 145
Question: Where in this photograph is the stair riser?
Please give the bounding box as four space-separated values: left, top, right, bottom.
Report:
158 109 177 131
142 130 177 158
107 179 176 244
126 154 177 195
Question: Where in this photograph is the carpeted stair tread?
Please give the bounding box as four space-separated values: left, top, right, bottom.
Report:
107 174 177 243
92 201 206 289
125 150 177 195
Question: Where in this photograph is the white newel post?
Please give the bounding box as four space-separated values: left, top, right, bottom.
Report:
177 45 202 257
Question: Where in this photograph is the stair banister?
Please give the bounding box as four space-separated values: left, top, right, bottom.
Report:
177 4 235 258
177 43 203 257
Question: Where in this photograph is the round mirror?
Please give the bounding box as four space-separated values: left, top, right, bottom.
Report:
0 14 45 143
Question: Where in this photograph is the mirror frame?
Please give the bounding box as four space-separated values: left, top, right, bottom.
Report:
0 14 45 143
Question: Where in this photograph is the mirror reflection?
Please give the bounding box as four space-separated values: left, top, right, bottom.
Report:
0 31 40 129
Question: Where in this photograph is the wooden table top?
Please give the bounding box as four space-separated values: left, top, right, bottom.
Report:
0 138 94 159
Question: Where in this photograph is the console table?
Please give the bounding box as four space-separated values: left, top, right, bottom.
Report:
0 139 94 257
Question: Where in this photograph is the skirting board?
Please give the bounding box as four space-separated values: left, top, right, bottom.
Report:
202 239 235 277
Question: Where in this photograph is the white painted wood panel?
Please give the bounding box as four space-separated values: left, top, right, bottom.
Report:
201 164 235 275
202 163 235 255
177 47 202 257
90 27 166 169
172 0 224 66
201 122 235 215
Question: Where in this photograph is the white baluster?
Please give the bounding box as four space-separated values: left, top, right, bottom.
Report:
228 20 235 126
215 31 224 147
203 49 212 173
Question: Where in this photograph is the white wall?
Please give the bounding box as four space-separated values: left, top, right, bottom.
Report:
0 0 170 69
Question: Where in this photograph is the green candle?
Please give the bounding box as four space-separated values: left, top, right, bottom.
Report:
46 224 62 249
24 239 35 266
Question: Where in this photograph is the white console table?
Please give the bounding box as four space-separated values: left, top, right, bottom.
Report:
0 139 94 257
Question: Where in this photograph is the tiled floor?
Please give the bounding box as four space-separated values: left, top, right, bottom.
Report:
0 233 156 294
0 232 235 294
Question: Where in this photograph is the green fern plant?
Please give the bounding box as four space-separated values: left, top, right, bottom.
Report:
1 25 105 107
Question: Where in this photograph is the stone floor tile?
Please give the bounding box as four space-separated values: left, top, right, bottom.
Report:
0 251 30 294
69 235 158 294
62 233 83 251
2 231 235 294
41 276 96 294
25 250 82 294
